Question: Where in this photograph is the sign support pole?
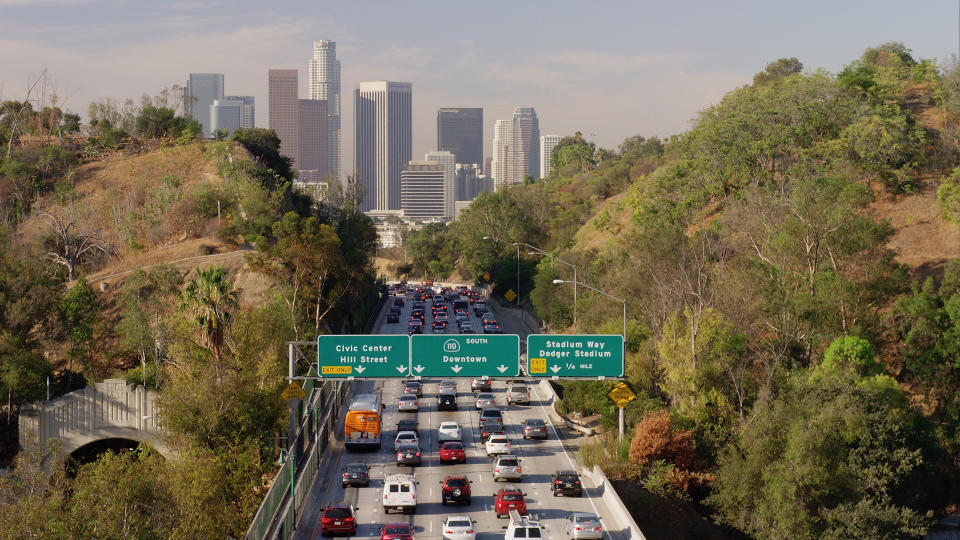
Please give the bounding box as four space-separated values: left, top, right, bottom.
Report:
618 406 625 440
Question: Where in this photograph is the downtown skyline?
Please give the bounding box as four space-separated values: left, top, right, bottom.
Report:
1 1 957 167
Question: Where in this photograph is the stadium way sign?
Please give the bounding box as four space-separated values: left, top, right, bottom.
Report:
526 334 624 379
410 334 520 377
317 335 410 378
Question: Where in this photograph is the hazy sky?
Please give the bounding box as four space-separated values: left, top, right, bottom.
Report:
2 0 958 167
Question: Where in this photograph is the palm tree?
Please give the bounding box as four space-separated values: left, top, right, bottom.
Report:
180 264 238 386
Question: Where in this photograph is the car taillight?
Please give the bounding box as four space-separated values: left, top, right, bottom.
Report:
415 452 420 456
576 480 581 484
506 443 510 446
517 467 521 473
411 494 415 499
595 527 603 531
445 531 452 535
467 530 474 534
397 452 402 457
342 473 348 477
555 480 562 484
495 468 500 472
575 527 582 531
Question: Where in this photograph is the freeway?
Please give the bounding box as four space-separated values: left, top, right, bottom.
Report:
295 286 628 540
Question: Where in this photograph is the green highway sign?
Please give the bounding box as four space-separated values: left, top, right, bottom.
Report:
527 334 624 378
317 335 410 378
411 334 520 377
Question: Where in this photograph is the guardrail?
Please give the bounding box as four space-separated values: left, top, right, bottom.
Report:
580 466 647 540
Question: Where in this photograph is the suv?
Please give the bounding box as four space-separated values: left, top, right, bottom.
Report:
320 503 358 536
494 486 527 518
471 378 492 392
437 392 457 411
478 407 504 432
507 383 530 405
551 470 583 497
440 475 472 505
383 474 418 514
493 455 522 482
504 511 544 540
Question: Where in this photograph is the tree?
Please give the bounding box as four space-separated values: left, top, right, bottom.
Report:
936 167 960 254
231 128 294 182
5 71 45 159
628 409 695 469
40 210 117 280
58 277 99 381
179 264 238 387
753 57 803 86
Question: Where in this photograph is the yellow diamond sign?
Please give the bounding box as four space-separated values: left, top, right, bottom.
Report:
504 289 517 302
607 381 636 408
281 382 306 402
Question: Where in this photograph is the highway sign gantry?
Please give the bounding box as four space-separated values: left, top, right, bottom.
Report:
526 334 624 379
410 334 520 377
317 335 410 378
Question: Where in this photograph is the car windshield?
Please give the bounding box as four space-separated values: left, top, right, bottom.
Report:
478 393 494 400
398 443 418 451
482 409 502 418
445 477 467 487
575 516 597 524
345 464 365 473
441 422 458 428
448 519 472 528
444 442 463 449
400 395 416 401
324 507 352 518
490 437 507 444
502 493 522 501
557 473 578 481
526 419 544 426
499 458 518 466
386 525 411 534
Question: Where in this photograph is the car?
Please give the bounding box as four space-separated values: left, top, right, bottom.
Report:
433 323 447 334
481 313 497 325
389 305 402 315
483 323 503 334
386 312 400 323
459 321 475 334
398 394 419 412
408 320 423 335
383 474 418 514
437 392 457 411
341 463 370 488
441 515 477 540
438 421 462 442
551 470 583 497
565 513 603 540
471 378 492 392
320 502 358 536
522 418 548 440
439 380 457 394
507 383 531 405
396 442 422 466
504 512 544 540
478 407 504 431
393 297 405 306
492 455 522 482
397 418 418 434
394 430 419 451
476 392 496 409
411 309 425 321
494 486 527 518
380 522 414 540
485 435 512 456
404 381 423 397
473 302 487 316
440 441 467 464
440 475 472 505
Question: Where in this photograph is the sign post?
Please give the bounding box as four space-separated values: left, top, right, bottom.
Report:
526 335 624 379
607 381 636 439
281 382 306 448
317 335 410 378
410 334 520 377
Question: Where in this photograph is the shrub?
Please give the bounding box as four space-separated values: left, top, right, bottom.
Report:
628 410 695 469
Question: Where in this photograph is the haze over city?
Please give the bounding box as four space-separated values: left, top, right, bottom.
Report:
1 0 957 164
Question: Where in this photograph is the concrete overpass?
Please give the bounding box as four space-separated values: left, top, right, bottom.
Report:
19 378 171 458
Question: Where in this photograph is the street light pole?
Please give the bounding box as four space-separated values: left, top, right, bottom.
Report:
523 243 577 333
552 278 627 439
278 447 296 524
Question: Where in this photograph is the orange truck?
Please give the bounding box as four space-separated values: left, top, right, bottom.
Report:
344 393 383 451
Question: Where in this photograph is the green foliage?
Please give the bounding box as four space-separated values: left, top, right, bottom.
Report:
818 336 880 378
135 105 197 140
180 264 238 386
550 132 597 175
936 166 960 224
59 277 100 375
231 128 294 182
753 57 803 86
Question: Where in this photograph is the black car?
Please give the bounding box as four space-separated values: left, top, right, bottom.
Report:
341 463 370 488
551 470 583 497
386 312 400 323
396 443 421 466
397 418 418 434
471 378 492 392
393 297 405 306
437 392 457 411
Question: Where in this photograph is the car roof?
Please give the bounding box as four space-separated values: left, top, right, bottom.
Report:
326 502 352 508
444 474 468 481
397 431 417 437
571 513 598 519
555 469 578 475
399 394 417 399
440 421 459 426
446 515 472 522
498 485 522 493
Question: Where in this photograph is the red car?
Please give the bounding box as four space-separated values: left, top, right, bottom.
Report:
380 522 414 540
494 486 527 518
439 441 466 464
320 503 357 536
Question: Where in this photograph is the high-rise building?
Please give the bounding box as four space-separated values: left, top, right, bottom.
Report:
355 81 412 212
309 40 341 184
224 95 255 129
437 108 483 166
483 157 492 177
268 69 299 167
425 150 456 220
298 99 328 183
491 107 540 190
540 134 562 178
210 99 243 137
401 161 445 219
456 163 489 202
185 73 224 138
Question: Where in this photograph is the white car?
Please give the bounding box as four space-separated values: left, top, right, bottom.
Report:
441 515 477 540
475 392 496 409
438 421 462 442
398 394 419 412
485 434 513 456
394 430 419 451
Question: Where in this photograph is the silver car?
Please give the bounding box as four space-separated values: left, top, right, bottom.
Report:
492 455 522 482
475 392 496 409
398 394 419 412
439 380 457 394
565 513 603 540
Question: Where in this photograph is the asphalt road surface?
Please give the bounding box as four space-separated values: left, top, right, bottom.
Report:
295 286 628 540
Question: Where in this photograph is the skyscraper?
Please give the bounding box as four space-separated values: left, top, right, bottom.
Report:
298 99 328 183
437 108 483 166
355 81 412 212
210 99 243 136
185 73 224 138
401 161 445 219
224 95 255 129
540 134 562 178
491 107 540 190
425 150 456 220
268 69 299 167
309 40 341 184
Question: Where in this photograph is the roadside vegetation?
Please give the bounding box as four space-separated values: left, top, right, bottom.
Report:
400 43 960 538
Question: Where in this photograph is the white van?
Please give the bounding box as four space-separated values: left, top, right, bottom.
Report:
383 473 418 514
504 510 544 540
507 383 531 405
